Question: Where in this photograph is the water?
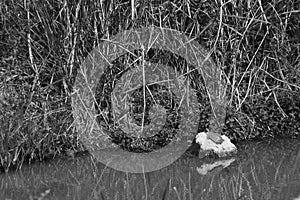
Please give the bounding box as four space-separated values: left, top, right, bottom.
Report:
1 138 300 200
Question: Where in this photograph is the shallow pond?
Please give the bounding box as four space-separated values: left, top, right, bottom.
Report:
1 138 300 200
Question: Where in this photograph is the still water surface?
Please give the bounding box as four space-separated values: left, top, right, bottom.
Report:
1 138 300 200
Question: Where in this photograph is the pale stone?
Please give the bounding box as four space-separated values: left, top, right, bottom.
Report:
293 196 300 200
196 132 237 157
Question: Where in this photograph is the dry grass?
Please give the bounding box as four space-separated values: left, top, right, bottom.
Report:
0 0 299 171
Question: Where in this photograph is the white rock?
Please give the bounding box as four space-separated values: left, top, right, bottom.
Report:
196 132 237 157
293 195 300 200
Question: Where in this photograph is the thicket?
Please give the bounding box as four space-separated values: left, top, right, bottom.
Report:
0 0 299 171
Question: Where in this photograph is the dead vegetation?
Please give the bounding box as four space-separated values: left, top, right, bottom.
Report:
0 0 299 171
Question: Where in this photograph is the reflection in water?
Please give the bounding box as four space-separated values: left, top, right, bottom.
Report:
196 158 236 175
1 138 300 200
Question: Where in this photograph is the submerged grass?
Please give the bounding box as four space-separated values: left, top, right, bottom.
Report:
1 138 300 200
0 0 299 171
